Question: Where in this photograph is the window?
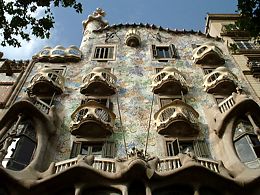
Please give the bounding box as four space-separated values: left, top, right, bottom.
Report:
233 119 260 167
92 45 116 61
159 96 183 108
1 119 36 171
81 97 113 110
70 141 116 158
234 41 256 50
166 139 210 158
44 65 66 75
152 44 177 61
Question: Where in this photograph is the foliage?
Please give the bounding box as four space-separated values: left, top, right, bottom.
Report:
0 0 82 47
237 0 260 38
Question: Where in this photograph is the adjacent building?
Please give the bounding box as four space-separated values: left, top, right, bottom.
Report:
0 9 260 195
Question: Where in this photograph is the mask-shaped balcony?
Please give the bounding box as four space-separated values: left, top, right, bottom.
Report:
80 67 117 96
70 100 116 138
203 67 237 94
192 43 225 65
154 100 199 137
152 67 188 95
27 68 65 96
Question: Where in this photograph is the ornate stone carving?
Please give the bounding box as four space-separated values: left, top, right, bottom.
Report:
203 66 237 94
27 68 65 96
154 100 199 137
33 45 82 62
82 8 109 32
70 100 116 138
125 29 141 47
80 67 117 96
152 66 188 95
192 42 225 65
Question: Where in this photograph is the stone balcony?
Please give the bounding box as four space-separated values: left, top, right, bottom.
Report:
192 42 225 65
54 155 220 175
203 66 237 94
70 100 116 138
27 68 65 96
80 67 117 96
154 100 199 137
152 67 188 95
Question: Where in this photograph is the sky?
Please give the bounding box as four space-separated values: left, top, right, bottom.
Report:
0 0 238 60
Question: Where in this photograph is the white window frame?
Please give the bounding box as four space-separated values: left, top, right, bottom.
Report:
92 45 116 61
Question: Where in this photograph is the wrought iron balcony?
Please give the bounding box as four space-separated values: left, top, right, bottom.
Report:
203 66 237 94
80 67 117 96
70 100 116 138
154 100 199 137
27 68 65 96
152 67 188 95
192 42 225 65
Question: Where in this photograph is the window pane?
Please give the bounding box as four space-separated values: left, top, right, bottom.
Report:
235 136 256 162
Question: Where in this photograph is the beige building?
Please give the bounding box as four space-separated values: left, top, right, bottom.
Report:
205 14 260 99
0 9 260 195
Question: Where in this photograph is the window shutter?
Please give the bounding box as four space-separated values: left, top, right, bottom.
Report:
152 45 157 57
70 142 82 158
169 44 176 58
102 142 116 158
194 140 210 158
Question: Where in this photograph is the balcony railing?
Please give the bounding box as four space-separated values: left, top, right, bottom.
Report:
33 97 51 114
28 68 65 96
80 67 117 96
203 66 237 94
70 100 116 137
156 156 182 172
218 95 235 113
154 100 199 137
54 156 220 175
54 157 116 174
152 67 188 95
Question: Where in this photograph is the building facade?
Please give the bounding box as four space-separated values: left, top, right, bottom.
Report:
0 9 260 195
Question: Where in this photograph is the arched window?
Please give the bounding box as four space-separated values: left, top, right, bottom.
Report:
1 118 37 171
233 118 260 168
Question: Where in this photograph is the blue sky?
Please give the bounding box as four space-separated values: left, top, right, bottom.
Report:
1 0 237 60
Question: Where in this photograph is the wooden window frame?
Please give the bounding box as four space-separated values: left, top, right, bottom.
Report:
151 44 177 61
92 45 116 61
158 95 184 108
70 141 116 158
165 138 210 158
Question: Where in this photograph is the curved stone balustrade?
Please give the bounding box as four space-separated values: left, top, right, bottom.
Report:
154 100 199 137
203 66 237 94
152 67 188 95
54 155 220 174
33 45 82 62
70 100 116 137
192 42 225 65
27 68 65 96
80 67 117 96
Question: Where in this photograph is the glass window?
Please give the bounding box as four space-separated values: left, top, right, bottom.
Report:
93 46 115 61
152 44 177 60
